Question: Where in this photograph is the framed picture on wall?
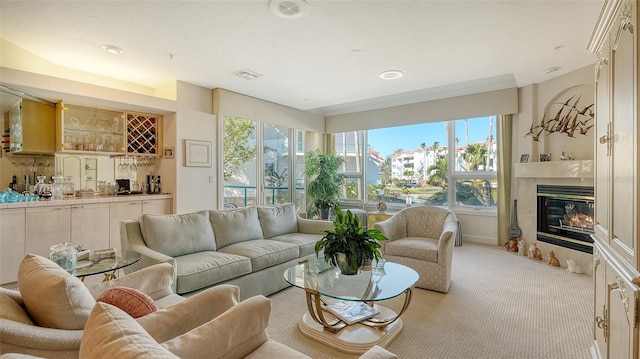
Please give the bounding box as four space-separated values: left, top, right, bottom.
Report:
520 154 529 163
185 139 212 167
163 147 174 159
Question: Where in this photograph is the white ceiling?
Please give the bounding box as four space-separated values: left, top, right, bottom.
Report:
0 1 602 116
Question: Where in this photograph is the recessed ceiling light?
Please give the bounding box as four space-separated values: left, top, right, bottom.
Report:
102 45 123 54
379 70 404 80
270 0 310 19
544 66 561 74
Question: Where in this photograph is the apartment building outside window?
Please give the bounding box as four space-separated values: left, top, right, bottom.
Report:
333 116 498 211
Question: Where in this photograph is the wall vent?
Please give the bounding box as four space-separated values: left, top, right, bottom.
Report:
233 69 262 80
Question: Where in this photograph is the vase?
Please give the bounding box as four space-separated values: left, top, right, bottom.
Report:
335 252 361 275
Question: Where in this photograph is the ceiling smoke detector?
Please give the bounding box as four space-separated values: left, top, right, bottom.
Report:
234 69 262 80
270 0 310 19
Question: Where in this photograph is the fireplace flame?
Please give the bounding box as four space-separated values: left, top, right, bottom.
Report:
562 212 594 230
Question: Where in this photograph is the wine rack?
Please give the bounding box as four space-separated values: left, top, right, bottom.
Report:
126 112 162 156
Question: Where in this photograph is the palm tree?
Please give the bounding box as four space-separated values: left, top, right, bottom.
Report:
462 143 487 171
426 156 448 189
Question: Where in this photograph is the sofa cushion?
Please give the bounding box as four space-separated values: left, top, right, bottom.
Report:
80 302 178 359
140 211 216 257
96 286 158 318
257 203 299 239
385 237 439 262
218 240 299 272
18 254 96 329
210 207 263 248
174 252 252 294
0 292 34 325
270 233 323 256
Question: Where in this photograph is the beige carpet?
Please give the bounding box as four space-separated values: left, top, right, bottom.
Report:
267 243 592 359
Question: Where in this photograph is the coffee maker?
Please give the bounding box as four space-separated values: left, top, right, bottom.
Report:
146 175 155 194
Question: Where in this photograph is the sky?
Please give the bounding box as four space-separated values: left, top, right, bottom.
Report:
367 116 496 158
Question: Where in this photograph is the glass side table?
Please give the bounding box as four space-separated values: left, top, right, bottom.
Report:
72 250 140 282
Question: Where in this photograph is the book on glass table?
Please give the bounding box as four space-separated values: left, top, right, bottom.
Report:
326 301 380 325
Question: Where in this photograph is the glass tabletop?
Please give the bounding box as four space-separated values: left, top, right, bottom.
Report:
284 259 418 302
71 250 141 278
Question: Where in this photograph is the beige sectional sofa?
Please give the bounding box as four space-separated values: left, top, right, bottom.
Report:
120 203 334 299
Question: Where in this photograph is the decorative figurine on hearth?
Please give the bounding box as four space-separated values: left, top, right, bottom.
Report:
517 238 527 256
548 250 560 266
505 238 518 252
528 243 543 260
566 259 583 274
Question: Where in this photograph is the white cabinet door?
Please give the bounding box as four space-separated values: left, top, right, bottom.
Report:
71 203 110 250
594 32 611 244
593 246 608 358
0 208 25 284
26 205 71 257
109 201 142 249
605 267 638 359
609 0 637 264
142 198 172 215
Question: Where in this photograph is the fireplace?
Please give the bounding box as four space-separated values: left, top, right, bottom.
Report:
536 185 594 254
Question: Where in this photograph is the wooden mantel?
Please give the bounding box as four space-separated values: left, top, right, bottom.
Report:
514 160 594 179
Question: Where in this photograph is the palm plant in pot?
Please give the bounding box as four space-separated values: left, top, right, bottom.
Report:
314 208 388 275
304 149 346 219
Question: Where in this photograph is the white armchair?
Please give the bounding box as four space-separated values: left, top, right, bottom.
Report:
0 255 182 358
373 206 458 293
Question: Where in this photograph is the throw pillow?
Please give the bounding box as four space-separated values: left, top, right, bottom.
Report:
96 286 158 318
0 292 34 325
257 203 298 238
210 206 263 248
140 211 216 257
80 302 178 359
18 254 95 329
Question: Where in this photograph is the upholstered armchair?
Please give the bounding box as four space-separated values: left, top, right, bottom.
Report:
373 206 458 293
0 255 183 358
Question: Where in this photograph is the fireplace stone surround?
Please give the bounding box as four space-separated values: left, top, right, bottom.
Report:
514 160 594 275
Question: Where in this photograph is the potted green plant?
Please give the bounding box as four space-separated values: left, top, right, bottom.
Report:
314 208 388 275
304 149 346 219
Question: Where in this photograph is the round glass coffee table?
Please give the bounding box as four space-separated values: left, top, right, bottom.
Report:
72 250 141 282
284 259 419 354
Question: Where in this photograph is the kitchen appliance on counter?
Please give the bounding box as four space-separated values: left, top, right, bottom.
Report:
115 179 131 195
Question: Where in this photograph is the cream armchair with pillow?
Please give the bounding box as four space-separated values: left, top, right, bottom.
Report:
373 206 458 293
0 254 185 358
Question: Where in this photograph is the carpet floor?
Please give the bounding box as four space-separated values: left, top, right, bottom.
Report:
267 243 593 359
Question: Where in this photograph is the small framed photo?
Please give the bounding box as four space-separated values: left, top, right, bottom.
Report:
520 154 529 163
540 153 551 162
163 147 174 159
185 139 212 167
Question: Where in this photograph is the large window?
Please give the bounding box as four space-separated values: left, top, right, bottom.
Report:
221 115 307 210
333 116 498 210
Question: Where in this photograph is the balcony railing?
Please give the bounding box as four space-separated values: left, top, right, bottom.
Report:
223 185 304 207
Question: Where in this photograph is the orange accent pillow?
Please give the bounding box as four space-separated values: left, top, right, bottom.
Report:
96 287 158 318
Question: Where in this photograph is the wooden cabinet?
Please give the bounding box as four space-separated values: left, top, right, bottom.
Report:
71 203 110 250
25 205 71 257
109 201 142 250
126 112 162 156
8 99 55 154
588 1 639 357
0 208 25 284
56 103 126 154
142 198 172 214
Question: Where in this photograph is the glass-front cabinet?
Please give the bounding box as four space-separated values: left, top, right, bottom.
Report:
56 103 126 154
8 98 56 154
